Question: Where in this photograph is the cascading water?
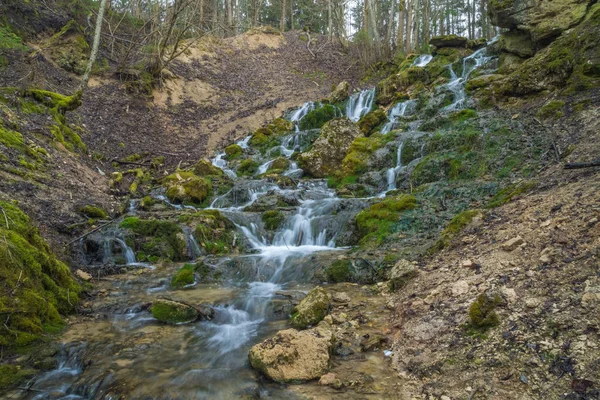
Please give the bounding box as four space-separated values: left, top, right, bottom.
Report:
443 39 497 111
412 54 433 67
289 101 315 132
381 100 417 134
346 88 375 122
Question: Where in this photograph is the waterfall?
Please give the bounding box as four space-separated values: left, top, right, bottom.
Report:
380 142 404 196
182 226 203 260
211 152 237 179
346 88 375 122
289 101 315 132
412 54 433 67
443 41 496 111
381 100 417 134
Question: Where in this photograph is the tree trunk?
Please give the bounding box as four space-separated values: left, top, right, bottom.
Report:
480 0 486 38
397 0 405 51
328 0 333 39
363 0 369 34
199 0 204 29
423 0 429 45
405 0 412 52
80 0 109 90
290 0 294 30
280 0 286 32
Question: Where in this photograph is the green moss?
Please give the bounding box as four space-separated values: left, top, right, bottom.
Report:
237 159 259 176
537 100 565 119
0 201 81 351
194 159 223 176
324 259 354 283
171 264 196 288
164 173 212 205
449 109 477 122
262 210 284 230
120 217 185 261
269 157 289 171
224 144 243 160
0 364 36 392
358 108 387 136
340 134 389 179
189 210 235 255
430 209 482 253
298 104 341 130
0 26 28 51
140 196 157 211
356 195 417 244
290 287 330 329
486 181 537 208
467 293 502 333
151 299 198 324
79 205 107 219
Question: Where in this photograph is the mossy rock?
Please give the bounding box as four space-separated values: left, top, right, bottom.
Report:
171 264 196 288
269 157 290 171
486 181 537 208
238 159 259 176
194 159 223 176
355 195 418 244
339 134 389 179
164 172 212 205
290 287 330 329
120 217 186 261
298 104 341 130
430 34 469 48
224 144 243 160
358 109 387 136
467 293 502 332
0 201 81 351
187 210 236 255
262 210 284 230
536 100 565 119
78 205 107 219
151 299 199 324
323 259 354 283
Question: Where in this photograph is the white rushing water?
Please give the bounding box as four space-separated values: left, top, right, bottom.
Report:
346 88 375 122
412 54 433 67
443 39 497 111
381 99 417 134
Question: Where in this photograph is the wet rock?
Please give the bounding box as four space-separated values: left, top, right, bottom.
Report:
360 331 388 352
328 81 350 103
497 30 535 58
291 287 331 329
151 299 199 324
75 269 92 281
502 235 524 251
297 118 362 178
387 259 419 292
248 327 335 382
194 159 224 176
319 372 343 388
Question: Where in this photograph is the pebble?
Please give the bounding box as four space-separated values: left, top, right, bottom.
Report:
451 280 469 296
502 236 525 251
75 269 92 281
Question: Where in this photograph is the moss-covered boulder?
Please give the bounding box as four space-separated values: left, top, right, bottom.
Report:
298 104 341 130
248 327 335 382
290 287 330 329
467 293 503 332
489 0 592 44
323 259 354 283
120 217 186 262
78 204 107 219
262 210 284 230
171 264 196 288
430 34 468 48
187 210 236 255
497 29 535 58
355 195 417 244
268 157 290 171
237 159 259 176
297 118 362 178
339 134 389 179
151 299 199 324
328 81 350 103
164 172 212 205
224 144 243 160
358 109 387 136
0 201 81 350
194 159 223 176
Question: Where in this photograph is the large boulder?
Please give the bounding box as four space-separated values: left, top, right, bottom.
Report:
194 159 223 176
328 81 350 103
429 34 469 48
297 118 362 178
151 299 200 324
248 327 335 382
497 29 535 58
489 0 592 44
164 173 212 204
291 286 330 329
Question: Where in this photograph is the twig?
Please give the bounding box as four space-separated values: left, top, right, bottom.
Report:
564 159 600 169
0 207 8 228
63 219 118 248
110 159 152 167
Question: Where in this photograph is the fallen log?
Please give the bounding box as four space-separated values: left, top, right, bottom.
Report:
564 160 600 169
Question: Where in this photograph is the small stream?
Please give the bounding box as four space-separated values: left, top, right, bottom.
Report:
15 41 497 399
